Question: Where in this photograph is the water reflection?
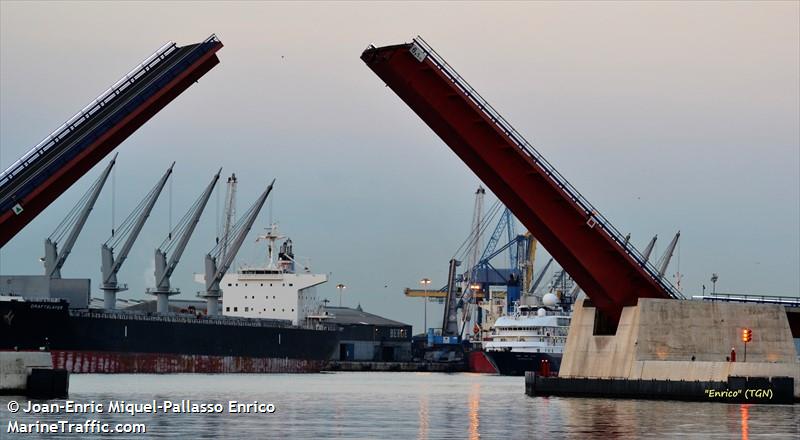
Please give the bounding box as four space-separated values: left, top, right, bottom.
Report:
468 383 480 440
740 404 749 440
1 373 797 439
418 394 428 440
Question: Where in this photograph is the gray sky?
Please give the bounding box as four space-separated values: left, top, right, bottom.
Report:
1 1 798 333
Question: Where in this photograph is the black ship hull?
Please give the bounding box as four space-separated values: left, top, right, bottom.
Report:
484 350 562 376
0 299 338 373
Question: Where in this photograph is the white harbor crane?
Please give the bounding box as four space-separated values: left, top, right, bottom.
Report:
465 186 485 284
147 169 221 313
199 179 275 316
44 154 117 278
441 258 461 337
100 163 174 310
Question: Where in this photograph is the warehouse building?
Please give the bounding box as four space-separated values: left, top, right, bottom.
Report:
325 305 412 362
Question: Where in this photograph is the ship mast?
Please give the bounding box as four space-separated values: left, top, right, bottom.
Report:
256 223 284 271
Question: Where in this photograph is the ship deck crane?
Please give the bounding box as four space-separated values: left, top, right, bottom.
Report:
199 179 275 315
657 231 681 278
219 173 237 261
44 154 117 278
362 37 684 325
147 169 221 313
100 163 173 309
642 235 658 262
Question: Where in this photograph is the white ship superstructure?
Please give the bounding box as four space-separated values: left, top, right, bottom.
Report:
483 305 570 355
196 224 326 325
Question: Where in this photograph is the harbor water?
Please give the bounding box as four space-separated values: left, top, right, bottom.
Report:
2 372 798 438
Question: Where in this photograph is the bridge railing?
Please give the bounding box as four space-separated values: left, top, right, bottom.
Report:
411 36 685 300
0 42 177 187
693 293 800 307
0 34 220 196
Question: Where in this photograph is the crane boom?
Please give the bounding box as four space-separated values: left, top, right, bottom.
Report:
220 173 237 261
101 162 173 309
441 258 461 337
480 207 509 261
657 231 680 277
201 179 274 315
642 235 658 262
215 180 273 284
156 168 221 287
523 232 538 292
44 153 117 278
148 168 220 313
529 257 553 294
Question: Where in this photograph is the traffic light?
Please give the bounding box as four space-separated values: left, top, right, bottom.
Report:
741 328 752 343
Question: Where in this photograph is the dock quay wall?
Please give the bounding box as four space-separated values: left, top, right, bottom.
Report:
556 298 800 399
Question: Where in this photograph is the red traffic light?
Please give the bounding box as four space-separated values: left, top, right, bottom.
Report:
741 328 752 343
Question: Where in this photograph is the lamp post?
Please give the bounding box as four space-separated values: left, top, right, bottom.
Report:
336 283 346 307
420 278 431 333
711 273 719 294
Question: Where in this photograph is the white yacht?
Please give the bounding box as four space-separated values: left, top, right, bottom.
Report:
483 294 571 375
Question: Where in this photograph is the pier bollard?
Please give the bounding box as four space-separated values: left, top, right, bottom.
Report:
525 371 535 395
26 368 69 398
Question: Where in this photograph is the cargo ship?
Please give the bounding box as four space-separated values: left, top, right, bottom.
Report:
0 297 338 374
0 224 339 374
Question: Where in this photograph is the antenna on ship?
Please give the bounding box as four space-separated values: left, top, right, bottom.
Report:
256 223 285 271
199 179 275 316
